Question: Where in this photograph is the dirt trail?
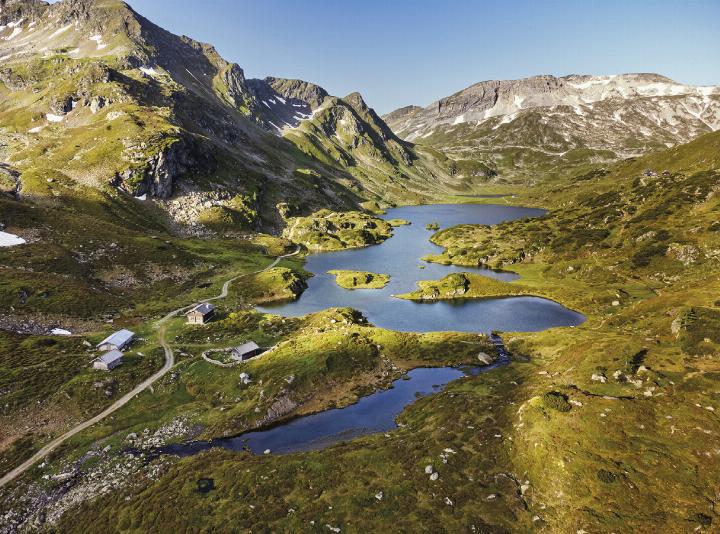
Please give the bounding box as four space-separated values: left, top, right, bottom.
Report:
0 248 300 489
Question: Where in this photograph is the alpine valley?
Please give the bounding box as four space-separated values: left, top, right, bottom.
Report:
0 1 719 533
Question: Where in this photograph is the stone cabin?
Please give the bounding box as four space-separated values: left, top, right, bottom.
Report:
186 303 215 325
97 329 135 351
231 341 263 362
94 349 123 371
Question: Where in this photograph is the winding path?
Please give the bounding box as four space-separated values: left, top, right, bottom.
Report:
0 247 300 489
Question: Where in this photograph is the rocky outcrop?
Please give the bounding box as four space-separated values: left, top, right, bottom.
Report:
259 390 298 426
385 73 720 141
0 163 21 198
265 77 329 109
113 137 209 199
0 0 47 25
0 67 27 91
220 63 254 110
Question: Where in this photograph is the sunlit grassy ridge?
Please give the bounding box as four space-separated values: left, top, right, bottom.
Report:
43 131 720 533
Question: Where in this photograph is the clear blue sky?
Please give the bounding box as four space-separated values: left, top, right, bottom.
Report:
103 1 720 113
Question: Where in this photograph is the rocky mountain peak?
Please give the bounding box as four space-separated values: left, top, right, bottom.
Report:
264 77 329 109
385 73 720 142
0 0 46 23
382 72 720 185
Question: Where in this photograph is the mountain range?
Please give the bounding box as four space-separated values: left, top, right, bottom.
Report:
0 0 454 234
384 73 720 185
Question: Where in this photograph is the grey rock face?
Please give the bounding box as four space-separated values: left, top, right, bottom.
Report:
89 96 106 114
385 73 720 147
220 63 251 109
113 137 207 199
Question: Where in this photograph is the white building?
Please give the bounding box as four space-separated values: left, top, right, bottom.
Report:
231 341 262 362
94 350 124 371
97 329 135 351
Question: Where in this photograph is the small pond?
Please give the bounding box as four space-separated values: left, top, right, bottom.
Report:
155 336 510 457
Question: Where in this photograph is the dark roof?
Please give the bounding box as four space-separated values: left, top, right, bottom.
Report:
188 303 215 315
234 341 260 355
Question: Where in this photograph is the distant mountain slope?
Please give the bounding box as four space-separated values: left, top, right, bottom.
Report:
0 0 455 235
383 73 720 185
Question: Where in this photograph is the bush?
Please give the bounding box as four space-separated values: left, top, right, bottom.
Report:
597 469 617 483
542 391 572 412
631 244 665 267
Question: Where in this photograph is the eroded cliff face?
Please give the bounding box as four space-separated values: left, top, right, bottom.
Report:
383 73 720 184
386 73 720 141
112 137 209 199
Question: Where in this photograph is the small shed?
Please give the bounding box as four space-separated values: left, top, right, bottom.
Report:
94 349 124 371
231 341 262 362
97 329 135 351
186 303 215 325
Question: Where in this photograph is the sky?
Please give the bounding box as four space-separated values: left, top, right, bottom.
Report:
67 0 720 114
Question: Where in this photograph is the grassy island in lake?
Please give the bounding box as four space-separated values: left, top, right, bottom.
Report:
328 270 391 289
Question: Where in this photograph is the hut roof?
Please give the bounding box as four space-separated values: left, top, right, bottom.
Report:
97 329 134 348
97 349 123 365
188 303 215 315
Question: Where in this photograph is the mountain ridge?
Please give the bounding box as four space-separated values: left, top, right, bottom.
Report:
383 72 720 185
0 0 455 234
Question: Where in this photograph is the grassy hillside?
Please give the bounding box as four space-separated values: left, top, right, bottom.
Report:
28 131 719 533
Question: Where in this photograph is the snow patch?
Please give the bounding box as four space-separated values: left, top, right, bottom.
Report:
48 24 72 39
28 125 45 133
46 113 65 123
567 76 612 90
135 194 147 201
453 114 466 125
493 112 518 129
3 26 22 40
0 231 26 247
139 66 158 76
51 328 72 336
89 34 107 50
276 96 286 104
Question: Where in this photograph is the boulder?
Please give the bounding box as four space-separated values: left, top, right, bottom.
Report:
477 352 493 365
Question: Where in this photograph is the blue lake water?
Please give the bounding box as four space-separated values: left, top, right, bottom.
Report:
259 204 585 333
153 205 584 458
156 336 511 456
